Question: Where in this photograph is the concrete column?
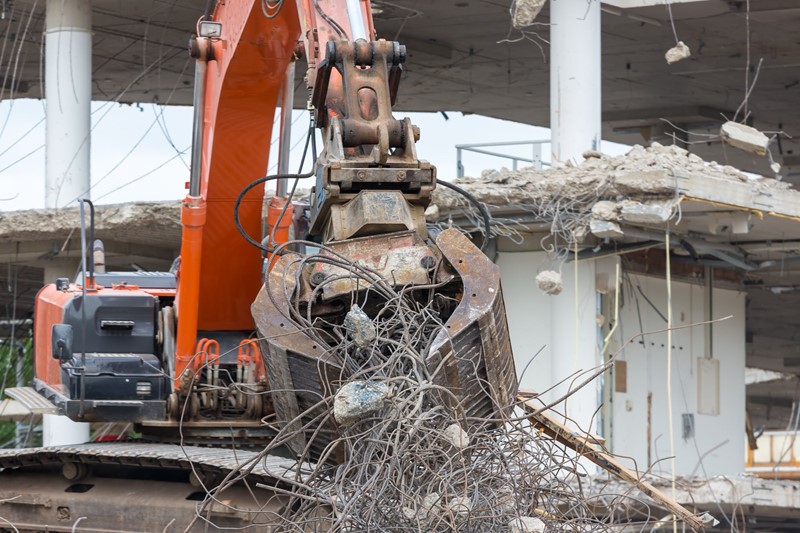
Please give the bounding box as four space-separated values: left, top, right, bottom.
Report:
45 0 92 208
549 259 598 436
43 413 90 446
43 258 79 285
549 0 601 164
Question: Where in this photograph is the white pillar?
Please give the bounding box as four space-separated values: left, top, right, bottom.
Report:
43 413 90 446
549 260 598 436
549 0 601 164
45 0 92 208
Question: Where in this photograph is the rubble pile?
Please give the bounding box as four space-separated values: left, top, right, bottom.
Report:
199 236 660 532
433 142 792 210
0 201 181 246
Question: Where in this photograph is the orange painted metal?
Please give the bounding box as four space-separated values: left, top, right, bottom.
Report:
173 0 379 384
265 196 294 269
195 338 221 370
237 339 266 381
33 284 164 392
33 285 73 391
173 1 302 380
175 196 207 387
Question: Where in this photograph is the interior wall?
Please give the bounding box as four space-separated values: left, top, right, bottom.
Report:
497 251 607 433
498 250 746 478
607 273 746 477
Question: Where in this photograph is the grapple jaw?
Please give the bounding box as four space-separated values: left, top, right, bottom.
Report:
252 229 517 458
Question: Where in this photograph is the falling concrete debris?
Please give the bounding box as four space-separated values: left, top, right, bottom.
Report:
536 270 563 295
512 0 546 29
343 304 376 347
332 380 390 426
720 120 770 156
665 41 691 64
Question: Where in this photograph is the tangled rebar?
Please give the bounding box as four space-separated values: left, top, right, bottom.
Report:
183 236 687 532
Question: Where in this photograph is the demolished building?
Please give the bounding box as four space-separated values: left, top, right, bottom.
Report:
3 143 800 528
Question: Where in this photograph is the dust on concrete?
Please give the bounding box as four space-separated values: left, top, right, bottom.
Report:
0 201 181 245
432 142 793 210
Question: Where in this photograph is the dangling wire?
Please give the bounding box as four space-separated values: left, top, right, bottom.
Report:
233 122 317 254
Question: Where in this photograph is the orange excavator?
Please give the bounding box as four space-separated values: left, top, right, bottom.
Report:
0 1 516 530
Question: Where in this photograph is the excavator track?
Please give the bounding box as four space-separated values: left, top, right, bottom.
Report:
0 443 305 532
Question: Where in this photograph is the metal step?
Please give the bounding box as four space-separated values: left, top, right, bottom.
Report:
4 387 58 415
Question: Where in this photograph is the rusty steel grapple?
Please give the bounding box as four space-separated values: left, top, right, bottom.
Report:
253 228 517 457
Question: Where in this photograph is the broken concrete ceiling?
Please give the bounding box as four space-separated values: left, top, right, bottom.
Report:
2 0 799 178
5 143 800 383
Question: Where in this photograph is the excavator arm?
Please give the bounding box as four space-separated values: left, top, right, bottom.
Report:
30 0 516 448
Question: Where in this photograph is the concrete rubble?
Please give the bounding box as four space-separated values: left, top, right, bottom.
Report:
343 305 376 347
442 422 470 449
332 380 390 426
720 120 770 156
665 41 691 64
512 0 546 29
432 142 796 217
0 201 181 246
535 270 562 295
4 144 797 252
589 219 624 239
509 516 546 533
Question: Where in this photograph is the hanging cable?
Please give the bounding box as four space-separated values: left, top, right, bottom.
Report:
234 124 316 254
437 180 492 252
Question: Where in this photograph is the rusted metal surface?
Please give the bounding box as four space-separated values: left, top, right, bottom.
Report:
325 190 427 242
427 228 518 422
252 252 341 456
0 469 287 532
305 230 449 301
308 39 435 241
255 227 517 462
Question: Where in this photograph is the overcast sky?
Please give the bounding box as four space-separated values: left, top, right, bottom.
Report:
0 98 632 211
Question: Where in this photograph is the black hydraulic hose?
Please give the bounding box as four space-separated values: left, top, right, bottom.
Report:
436 180 492 252
234 172 313 254
234 124 316 254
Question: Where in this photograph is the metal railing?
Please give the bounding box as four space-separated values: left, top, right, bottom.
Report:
456 140 550 178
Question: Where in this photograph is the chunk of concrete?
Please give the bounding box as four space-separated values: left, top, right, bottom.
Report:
720 121 769 156
619 201 672 224
447 496 472 515
665 41 691 64
343 305 376 348
590 219 624 239
333 381 390 426
443 423 470 449
509 516 546 533
535 270 562 296
512 0 546 29
425 203 440 222
591 200 619 221
421 492 441 516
